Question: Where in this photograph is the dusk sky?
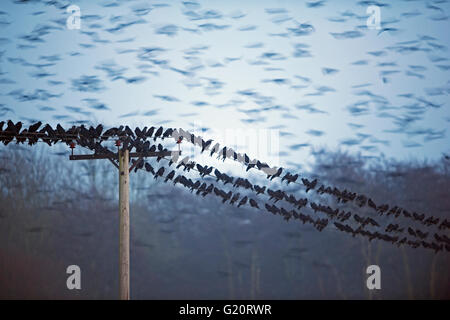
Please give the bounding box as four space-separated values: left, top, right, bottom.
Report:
1 0 449 168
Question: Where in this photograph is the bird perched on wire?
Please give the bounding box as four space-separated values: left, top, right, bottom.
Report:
154 167 165 179
229 192 240 205
28 121 42 133
268 167 282 181
144 162 155 175
249 198 259 209
145 126 155 138
164 170 175 182
162 128 173 140
201 139 213 153
237 196 248 208
124 125 135 138
154 126 163 141
210 143 220 157
301 178 317 192
254 185 266 195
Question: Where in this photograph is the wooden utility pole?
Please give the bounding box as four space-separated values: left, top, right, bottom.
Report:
118 148 130 300
70 146 180 300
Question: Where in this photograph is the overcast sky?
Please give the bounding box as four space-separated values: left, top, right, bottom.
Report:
0 0 449 169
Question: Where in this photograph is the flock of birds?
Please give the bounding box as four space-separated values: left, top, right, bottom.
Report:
0 0 449 160
1 120 449 253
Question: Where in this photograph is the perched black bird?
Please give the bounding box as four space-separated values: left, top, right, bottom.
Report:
95 124 103 138
162 128 173 139
201 139 212 153
214 169 222 181
146 126 155 138
196 183 207 195
133 158 144 172
144 162 155 175
191 180 201 192
408 227 416 237
210 143 220 157
269 167 282 181
154 126 163 141
125 126 135 138
368 198 377 210
154 167 164 179
246 163 256 171
254 185 266 195
301 178 317 192
237 196 248 208
230 193 240 205
202 184 214 197
164 170 175 182
219 147 227 161
249 199 259 209
135 127 144 139
28 121 42 132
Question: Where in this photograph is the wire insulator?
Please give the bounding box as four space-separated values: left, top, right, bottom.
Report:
115 140 121 147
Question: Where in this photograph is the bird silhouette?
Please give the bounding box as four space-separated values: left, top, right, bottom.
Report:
237 196 248 208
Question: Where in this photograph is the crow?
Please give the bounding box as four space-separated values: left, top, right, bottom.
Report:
269 167 282 181
191 180 201 192
254 185 266 195
249 199 259 209
133 158 144 172
125 126 135 138
154 126 163 141
219 147 227 161
354 214 364 225
214 168 222 181
367 218 379 227
230 193 240 205
408 227 416 237
237 196 248 208
196 183 207 195
301 178 317 192
201 139 212 153
164 170 175 182
265 203 276 215
146 126 155 138
377 204 389 215
287 174 298 184
416 230 428 239
144 162 155 175
28 121 42 132
135 127 144 139
210 143 220 157
95 124 103 138
202 184 214 197
413 212 424 222
162 128 173 139
222 191 232 203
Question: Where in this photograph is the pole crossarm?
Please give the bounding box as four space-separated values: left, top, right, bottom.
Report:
69 151 180 161
128 157 144 173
